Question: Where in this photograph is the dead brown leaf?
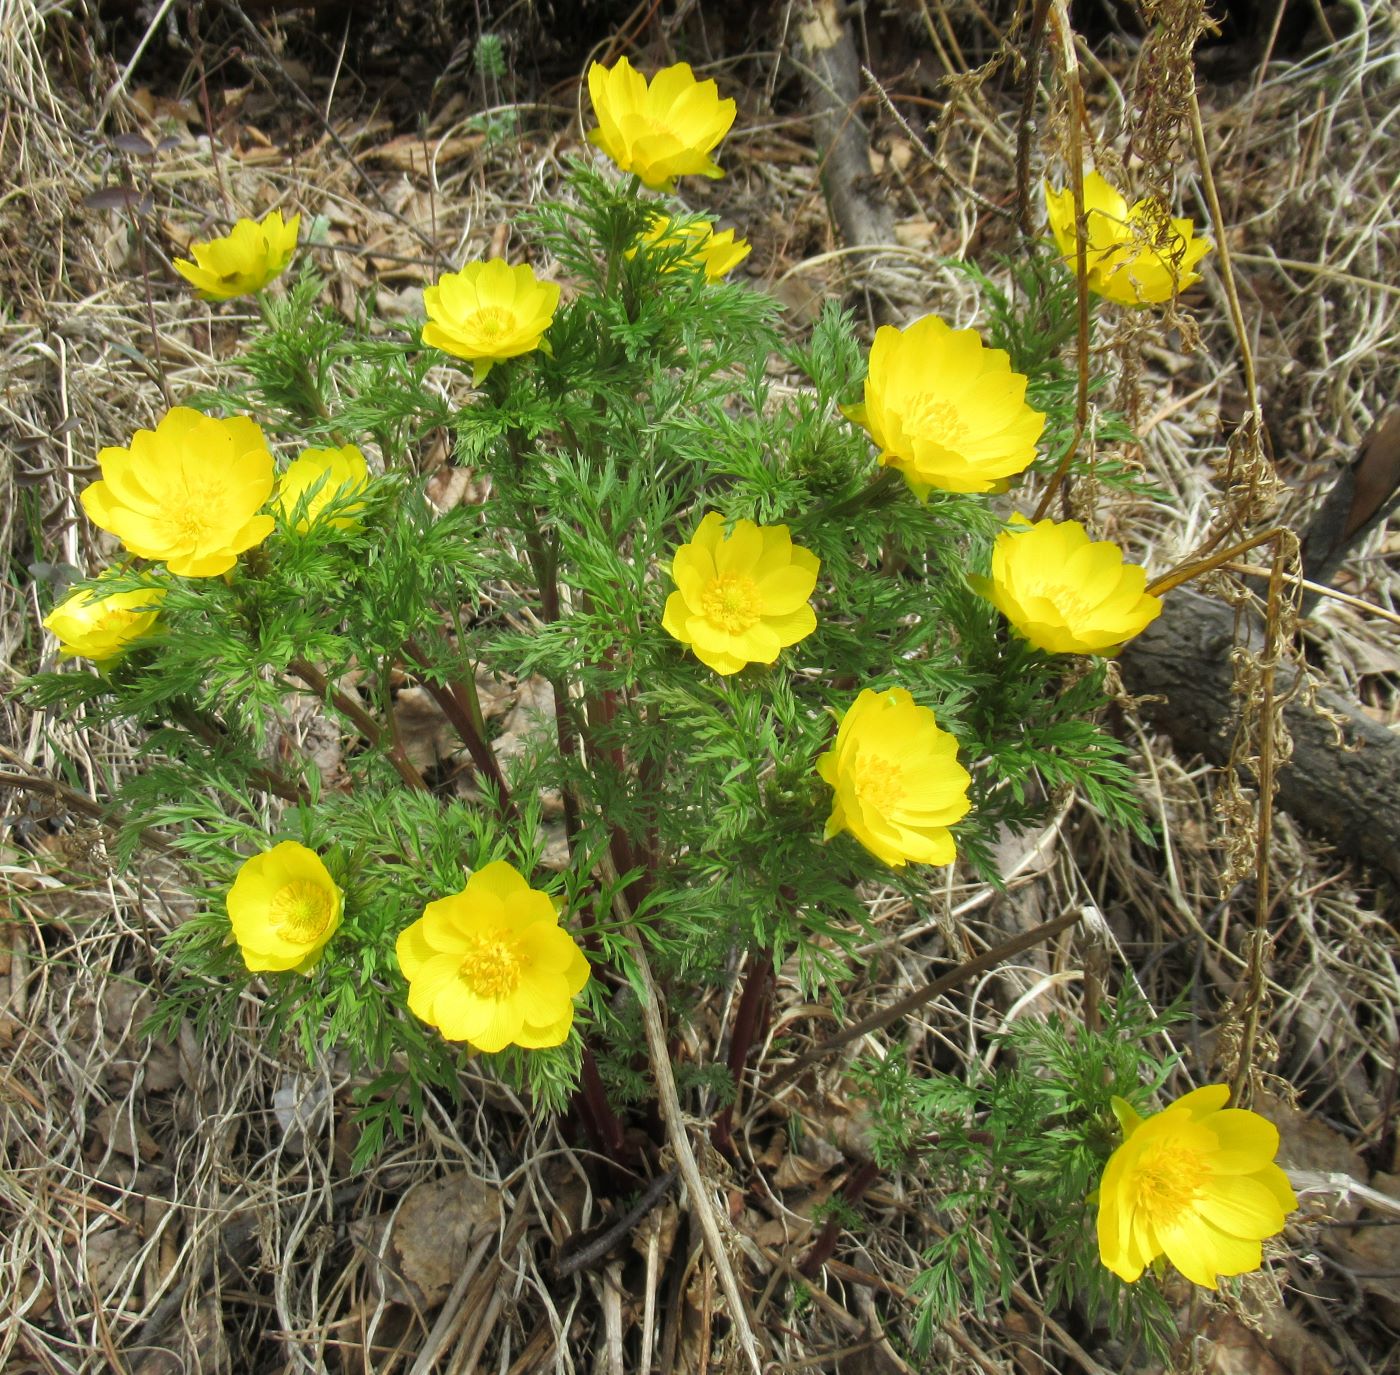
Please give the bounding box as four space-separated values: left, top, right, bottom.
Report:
356 1171 503 1309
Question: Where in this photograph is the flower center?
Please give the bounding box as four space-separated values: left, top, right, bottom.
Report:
468 306 517 342
701 573 762 633
1132 1142 1208 1226
270 880 333 944
852 754 902 815
460 932 524 999
92 607 137 633
172 484 225 546
905 394 968 447
1038 581 1095 623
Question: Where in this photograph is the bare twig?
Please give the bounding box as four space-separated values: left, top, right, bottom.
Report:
765 908 1084 1096
600 859 764 1375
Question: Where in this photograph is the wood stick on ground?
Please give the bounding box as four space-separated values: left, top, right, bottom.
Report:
605 860 765 1374
791 1 896 257
1120 587 1400 886
764 907 1085 1097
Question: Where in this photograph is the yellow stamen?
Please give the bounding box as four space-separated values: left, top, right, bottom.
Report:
701 574 761 633
270 880 333 943
460 933 523 999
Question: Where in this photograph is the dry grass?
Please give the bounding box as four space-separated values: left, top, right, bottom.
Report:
3 0 1398 1371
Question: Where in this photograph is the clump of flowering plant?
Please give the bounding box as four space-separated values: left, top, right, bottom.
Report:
28 56 1207 1358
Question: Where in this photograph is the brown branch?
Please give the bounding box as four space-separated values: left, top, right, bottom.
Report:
0 769 175 855
1119 587 1400 886
764 908 1085 1097
286 658 427 792
402 639 518 823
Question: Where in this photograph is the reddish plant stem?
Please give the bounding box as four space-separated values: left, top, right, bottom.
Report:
712 949 775 1156
403 639 518 824
287 657 427 792
798 1159 882 1279
579 1043 632 1166
584 671 651 904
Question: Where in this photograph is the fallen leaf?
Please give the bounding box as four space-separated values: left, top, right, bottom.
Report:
357 1172 502 1309
1201 1313 1289 1375
364 132 484 175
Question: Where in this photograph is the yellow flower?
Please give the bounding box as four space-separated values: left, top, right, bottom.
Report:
396 860 590 1053
816 687 972 867
79 407 276 577
1044 171 1213 307
587 57 737 191
43 576 166 665
842 315 1045 497
661 512 820 675
275 444 370 532
1097 1085 1297 1289
422 259 561 386
226 841 344 974
632 216 751 280
970 515 1162 655
173 209 300 301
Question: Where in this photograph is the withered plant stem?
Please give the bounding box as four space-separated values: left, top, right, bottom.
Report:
598 852 766 1375
1230 542 1286 1104
1187 84 1260 422
1144 525 1288 598
1016 0 1053 239
764 907 1084 1097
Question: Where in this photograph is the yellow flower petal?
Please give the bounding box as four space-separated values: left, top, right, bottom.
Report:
586 57 736 190
44 575 166 665
226 841 343 976
423 259 559 379
1094 1084 1294 1289
976 514 1162 655
79 409 275 577
662 513 820 675
275 443 369 532
1045 170 1212 307
848 315 1044 496
397 860 588 1054
174 209 299 300
816 687 970 868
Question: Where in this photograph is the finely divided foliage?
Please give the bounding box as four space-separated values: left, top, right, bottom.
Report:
25 55 1294 1353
